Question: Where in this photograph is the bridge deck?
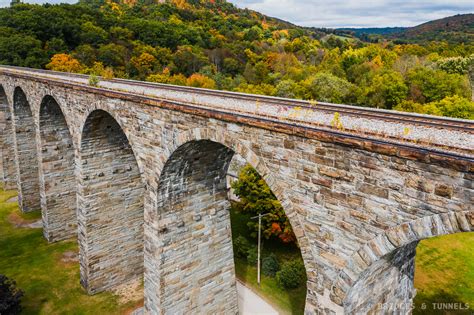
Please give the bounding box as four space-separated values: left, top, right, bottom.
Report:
1 66 473 159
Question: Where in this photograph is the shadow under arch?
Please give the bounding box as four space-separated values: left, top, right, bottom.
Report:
13 86 40 212
0 85 16 189
145 127 311 313
38 95 76 242
78 109 145 294
338 211 474 313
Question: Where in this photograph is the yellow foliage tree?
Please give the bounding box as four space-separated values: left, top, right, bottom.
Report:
186 73 216 89
46 54 83 73
88 61 114 79
131 52 157 78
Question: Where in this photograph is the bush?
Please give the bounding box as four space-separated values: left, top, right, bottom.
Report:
262 254 280 277
246 246 258 265
276 259 306 289
88 74 99 87
234 235 250 258
0 274 24 315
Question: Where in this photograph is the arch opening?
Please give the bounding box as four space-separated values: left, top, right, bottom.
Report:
148 139 307 313
78 109 145 294
13 87 40 212
38 96 76 242
0 85 16 189
343 212 474 314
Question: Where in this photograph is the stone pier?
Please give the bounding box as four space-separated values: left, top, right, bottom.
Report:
0 67 472 314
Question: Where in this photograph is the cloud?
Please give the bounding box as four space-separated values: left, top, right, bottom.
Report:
0 0 76 7
229 0 473 28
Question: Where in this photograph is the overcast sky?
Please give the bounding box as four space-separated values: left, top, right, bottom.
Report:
0 0 472 28
228 0 473 28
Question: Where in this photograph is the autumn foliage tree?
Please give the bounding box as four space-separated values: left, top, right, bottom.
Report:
231 165 296 244
46 53 83 73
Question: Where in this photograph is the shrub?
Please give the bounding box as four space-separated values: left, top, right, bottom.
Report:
0 274 24 315
234 235 250 258
88 74 99 87
276 259 306 289
262 254 280 277
246 246 258 265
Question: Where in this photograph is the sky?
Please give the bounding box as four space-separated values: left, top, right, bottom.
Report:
228 0 473 28
0 0 472 28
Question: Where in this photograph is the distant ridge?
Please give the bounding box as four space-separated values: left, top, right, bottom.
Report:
393 13 474 43
336 14 473 44
337 27 407 36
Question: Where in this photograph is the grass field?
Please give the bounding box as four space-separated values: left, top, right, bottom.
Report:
230 207 307 314
0 189 142 314
413 232 474 314
1 187 472 314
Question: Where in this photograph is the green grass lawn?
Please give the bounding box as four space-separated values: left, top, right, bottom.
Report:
0 189 142 314
230 207 307 314
413 232 474 315
2 187 472 315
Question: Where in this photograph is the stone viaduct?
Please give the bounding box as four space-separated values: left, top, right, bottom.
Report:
0 66 473 314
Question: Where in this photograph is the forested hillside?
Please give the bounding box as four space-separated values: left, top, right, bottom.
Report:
0 0 473 119
393 14 474 44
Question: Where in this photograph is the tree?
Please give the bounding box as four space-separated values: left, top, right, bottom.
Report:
80 21 108 46
0 274 24 315
304 72 355 104
0 33 47 68
97 43 128 69
359 70 408 109
407 67 471 103
394 95 474 119
46 53 83 73
231 165 296 243
435 95 474 119
186 73 216 89
173 45 209 77
130 52 158 80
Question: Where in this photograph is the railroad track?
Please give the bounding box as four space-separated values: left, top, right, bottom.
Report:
1 65 473 133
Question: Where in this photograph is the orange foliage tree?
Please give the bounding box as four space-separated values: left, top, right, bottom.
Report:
186 73 216 89
46 54 83 73
232 165 296 244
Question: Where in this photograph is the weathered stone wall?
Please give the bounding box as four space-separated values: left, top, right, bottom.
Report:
12 87 40 212
0 85 16 189
77 110 145 293
344 241 418 314
0 73 472 314
37 96 77 242
149 140 238 314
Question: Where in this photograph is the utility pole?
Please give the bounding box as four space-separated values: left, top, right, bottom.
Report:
251 212 270 285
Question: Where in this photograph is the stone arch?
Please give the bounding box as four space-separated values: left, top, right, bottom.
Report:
13 87 40 212
144 127 313 313
38 95 76 242
0 85 16 189
78 109 145 294
337 211 474 313
78 102 145 175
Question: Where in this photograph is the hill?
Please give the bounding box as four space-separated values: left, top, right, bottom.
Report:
0 0 472 118
392 14 474 43
337 27 407 36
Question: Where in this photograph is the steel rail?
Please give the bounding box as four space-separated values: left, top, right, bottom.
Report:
1 65 473 133
2 66 473 161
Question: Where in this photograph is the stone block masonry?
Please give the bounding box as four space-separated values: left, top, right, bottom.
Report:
12 87 40 212
0 85 16 189
37 96 76 242
78 110 145 293
151 140 238 314
0 67 472 314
